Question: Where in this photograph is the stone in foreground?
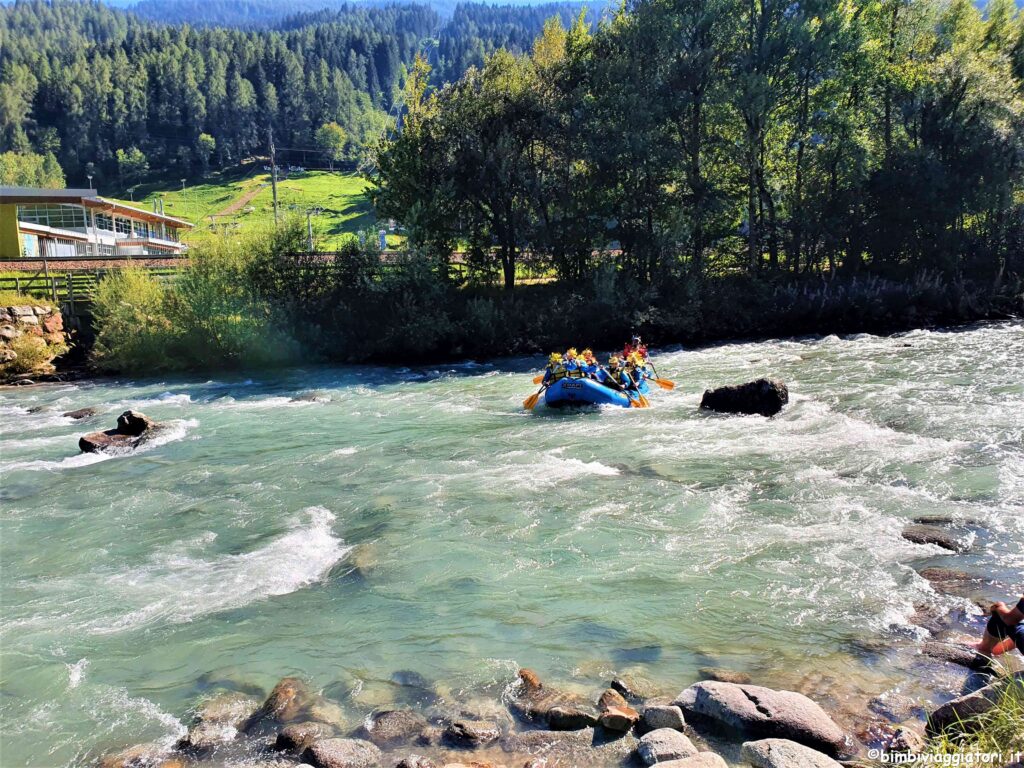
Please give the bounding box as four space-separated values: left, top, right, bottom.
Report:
275 722 330 752
303 737 382 768
741 738 843 768
642 704 686 731
649 755 728 768
636 728 698 765
79 410 161 454
673 681 850 757
927 672 1024 736
700 379 789 417
599 704 639 731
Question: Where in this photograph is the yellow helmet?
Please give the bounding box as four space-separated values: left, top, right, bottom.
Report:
582 348 594 360
628 351 643 366
565 347 578 358
608 355 621 367
549 352 563 364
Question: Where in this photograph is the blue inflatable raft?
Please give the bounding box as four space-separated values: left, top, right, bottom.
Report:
544 377 634 408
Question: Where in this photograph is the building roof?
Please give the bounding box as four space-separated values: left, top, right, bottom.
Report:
0 186 193 228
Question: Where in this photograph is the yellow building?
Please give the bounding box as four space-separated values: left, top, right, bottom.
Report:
0 187 192 259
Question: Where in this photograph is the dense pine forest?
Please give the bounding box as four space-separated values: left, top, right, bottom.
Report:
0 0 582 187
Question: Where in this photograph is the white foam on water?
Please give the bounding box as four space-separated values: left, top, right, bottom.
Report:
90 506 348 633
66 658 88 689
328 447 359 456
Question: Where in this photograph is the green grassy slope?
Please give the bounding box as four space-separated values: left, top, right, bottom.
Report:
108 166 379 250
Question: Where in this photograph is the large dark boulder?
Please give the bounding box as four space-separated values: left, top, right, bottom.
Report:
79 410 160 454
672 681 851 758
700 379 789 417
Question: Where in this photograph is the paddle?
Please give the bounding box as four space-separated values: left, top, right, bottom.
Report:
523 384 547 410
533 374 544 384
647 361 675 390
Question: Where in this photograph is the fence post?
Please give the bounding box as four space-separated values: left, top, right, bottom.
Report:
15 277 20 293
51 276 58 303
67 273 75 305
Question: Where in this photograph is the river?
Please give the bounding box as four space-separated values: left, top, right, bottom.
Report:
1 322 1022 766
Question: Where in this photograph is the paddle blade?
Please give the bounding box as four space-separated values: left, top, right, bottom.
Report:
523 392 541 410
533 374 544 384
654 378 675 390
639 395 651 407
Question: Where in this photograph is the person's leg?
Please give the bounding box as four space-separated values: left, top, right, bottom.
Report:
976 614 1011 655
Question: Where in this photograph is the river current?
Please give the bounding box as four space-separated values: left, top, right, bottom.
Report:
1 322 1022 766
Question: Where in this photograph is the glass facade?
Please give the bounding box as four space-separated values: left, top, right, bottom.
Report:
15 200 187 254
17 204 87 230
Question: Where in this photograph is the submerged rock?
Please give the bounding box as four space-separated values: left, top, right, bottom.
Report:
360 709 428 746
178 691 260 754
63 406 98 420
699 379 788 417
79 410 161 454
867 692 923 723
395 757 438 768
244 676 315 733
917 567 989 598
275 722 330 752
698 667 753 685
508 668 593 727
98 743 182 768
303 737 382 768
673 681 851 758
636 728 698 765
740 738 842 768
443 719 501 747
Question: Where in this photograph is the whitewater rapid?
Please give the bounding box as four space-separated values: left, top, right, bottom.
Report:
0 321 1021 766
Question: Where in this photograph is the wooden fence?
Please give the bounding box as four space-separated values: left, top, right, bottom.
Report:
0 268 181 310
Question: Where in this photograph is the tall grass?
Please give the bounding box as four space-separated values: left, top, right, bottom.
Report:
927 676 1024 760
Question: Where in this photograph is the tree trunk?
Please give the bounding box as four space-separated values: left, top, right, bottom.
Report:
501 245 516 291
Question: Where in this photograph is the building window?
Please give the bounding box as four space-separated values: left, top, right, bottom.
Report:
95 213 114 233
132 219 148 238
17 204 87 230
115 217 131 237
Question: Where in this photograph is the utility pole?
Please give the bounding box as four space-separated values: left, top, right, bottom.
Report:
268 127 279 227
306 207 322 251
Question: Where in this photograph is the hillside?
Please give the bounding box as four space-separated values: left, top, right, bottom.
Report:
0 0 590 191
109 167 381 249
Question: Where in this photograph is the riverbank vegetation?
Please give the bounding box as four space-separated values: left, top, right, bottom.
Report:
374 0 1024 293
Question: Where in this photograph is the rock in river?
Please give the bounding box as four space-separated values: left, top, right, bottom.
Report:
740 738 843 768
360 709 428 746
79 410 161 454
646 755 728 768
699 379 789 417
63 406 98 420
642 704 686 731
673 681 850 758
303 737 382 768
443 719 501 746
636 728 698 765
927 672 1024 737
509 668 595 727
901 524 971 552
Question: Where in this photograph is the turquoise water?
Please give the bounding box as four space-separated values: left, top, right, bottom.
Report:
1 322 1022 766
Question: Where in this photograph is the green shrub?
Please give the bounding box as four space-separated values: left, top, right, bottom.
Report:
90 226 303 373
1 333 68 375
926 677 1024 759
